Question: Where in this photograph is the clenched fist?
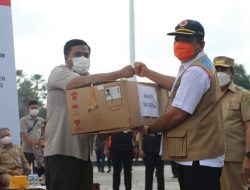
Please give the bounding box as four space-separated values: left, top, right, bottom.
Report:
134 62 149 77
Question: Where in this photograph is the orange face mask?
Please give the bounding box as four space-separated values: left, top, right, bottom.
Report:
174 42 196 62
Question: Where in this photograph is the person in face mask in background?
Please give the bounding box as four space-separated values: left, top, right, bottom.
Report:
213 56 250 190
0 128 31 187
134 19 224 190
44 39 134 190
20 100 45 176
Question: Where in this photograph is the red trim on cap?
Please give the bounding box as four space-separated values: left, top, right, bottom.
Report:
0 0 11 6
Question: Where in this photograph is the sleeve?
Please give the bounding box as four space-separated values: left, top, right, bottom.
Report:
20 117 28 133
241 91 250 122
172 66 210 114
0 166 11 174
0 149 11 174
19 148 31 174
47 66 79 91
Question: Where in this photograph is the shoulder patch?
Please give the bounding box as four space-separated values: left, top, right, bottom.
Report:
241 89 250 105
245 96 250 105
245 94 250 105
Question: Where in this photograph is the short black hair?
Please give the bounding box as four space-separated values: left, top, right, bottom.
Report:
27 100 38 107
64 39 91 56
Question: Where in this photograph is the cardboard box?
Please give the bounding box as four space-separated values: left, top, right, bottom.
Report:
66 80 168 134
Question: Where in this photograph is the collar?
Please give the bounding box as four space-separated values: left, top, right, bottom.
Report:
181 51 206 69
27 114 37 120
227 81 236 93
0 143 13 149
177 51 206 77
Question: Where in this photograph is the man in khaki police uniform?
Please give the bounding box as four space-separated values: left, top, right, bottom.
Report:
0 128 31 187
134 19 224 190
214 56 250 190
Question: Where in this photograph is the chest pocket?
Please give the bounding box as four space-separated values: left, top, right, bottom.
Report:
228 101 241 119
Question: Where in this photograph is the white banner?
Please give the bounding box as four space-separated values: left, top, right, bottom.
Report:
0 0 20 144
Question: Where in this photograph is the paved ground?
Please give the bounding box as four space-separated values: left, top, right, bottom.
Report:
94 164 179 190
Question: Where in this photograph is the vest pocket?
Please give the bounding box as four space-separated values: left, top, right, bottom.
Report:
166 130 187 158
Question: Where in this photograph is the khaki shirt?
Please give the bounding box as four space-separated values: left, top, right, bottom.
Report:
0 144 31 174
20 115 44 153
44 65 96 161
222 82 250 161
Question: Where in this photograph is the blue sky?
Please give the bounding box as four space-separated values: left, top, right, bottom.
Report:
11 0 250 82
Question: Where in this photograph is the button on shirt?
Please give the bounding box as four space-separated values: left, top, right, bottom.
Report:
172 51 224 167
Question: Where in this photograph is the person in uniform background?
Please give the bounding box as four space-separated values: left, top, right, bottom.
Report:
20 100 45 176
213 56 250 190
0 128 31 187
138 132 165 190
134 19 224 190
105 132 138 190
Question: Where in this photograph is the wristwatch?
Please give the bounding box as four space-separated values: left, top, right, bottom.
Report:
245 152 250 158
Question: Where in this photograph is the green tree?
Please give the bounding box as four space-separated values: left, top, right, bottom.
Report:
30 74 47 100
16 70 47 118
234 64 250 90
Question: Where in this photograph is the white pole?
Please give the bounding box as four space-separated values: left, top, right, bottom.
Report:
129 0 137 81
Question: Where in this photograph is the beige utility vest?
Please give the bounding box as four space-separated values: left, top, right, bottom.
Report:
161 56 225 161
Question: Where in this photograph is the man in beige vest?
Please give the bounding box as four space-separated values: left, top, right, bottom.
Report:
134 19 224 190
214 56 250 190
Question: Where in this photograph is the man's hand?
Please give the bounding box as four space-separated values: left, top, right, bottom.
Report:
242 157 250 181
133 126 150 135
119 65 135 78
134 62 149 77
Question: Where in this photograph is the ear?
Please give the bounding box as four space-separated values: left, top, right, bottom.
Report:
65 56 72 66
200 41 205 50
65 55 69 62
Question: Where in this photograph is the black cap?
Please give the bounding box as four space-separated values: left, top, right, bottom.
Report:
167 19 205 37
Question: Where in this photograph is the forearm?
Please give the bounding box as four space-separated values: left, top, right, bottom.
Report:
21 133 33 145
67 71 123 89
245 121 250 152
150 107 189 133
0 166 11 174
146 69 175 91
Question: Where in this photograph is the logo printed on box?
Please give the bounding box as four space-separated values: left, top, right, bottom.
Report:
105 86 122 111
70 91 79 100
74 119 81 129
72 104 80 115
